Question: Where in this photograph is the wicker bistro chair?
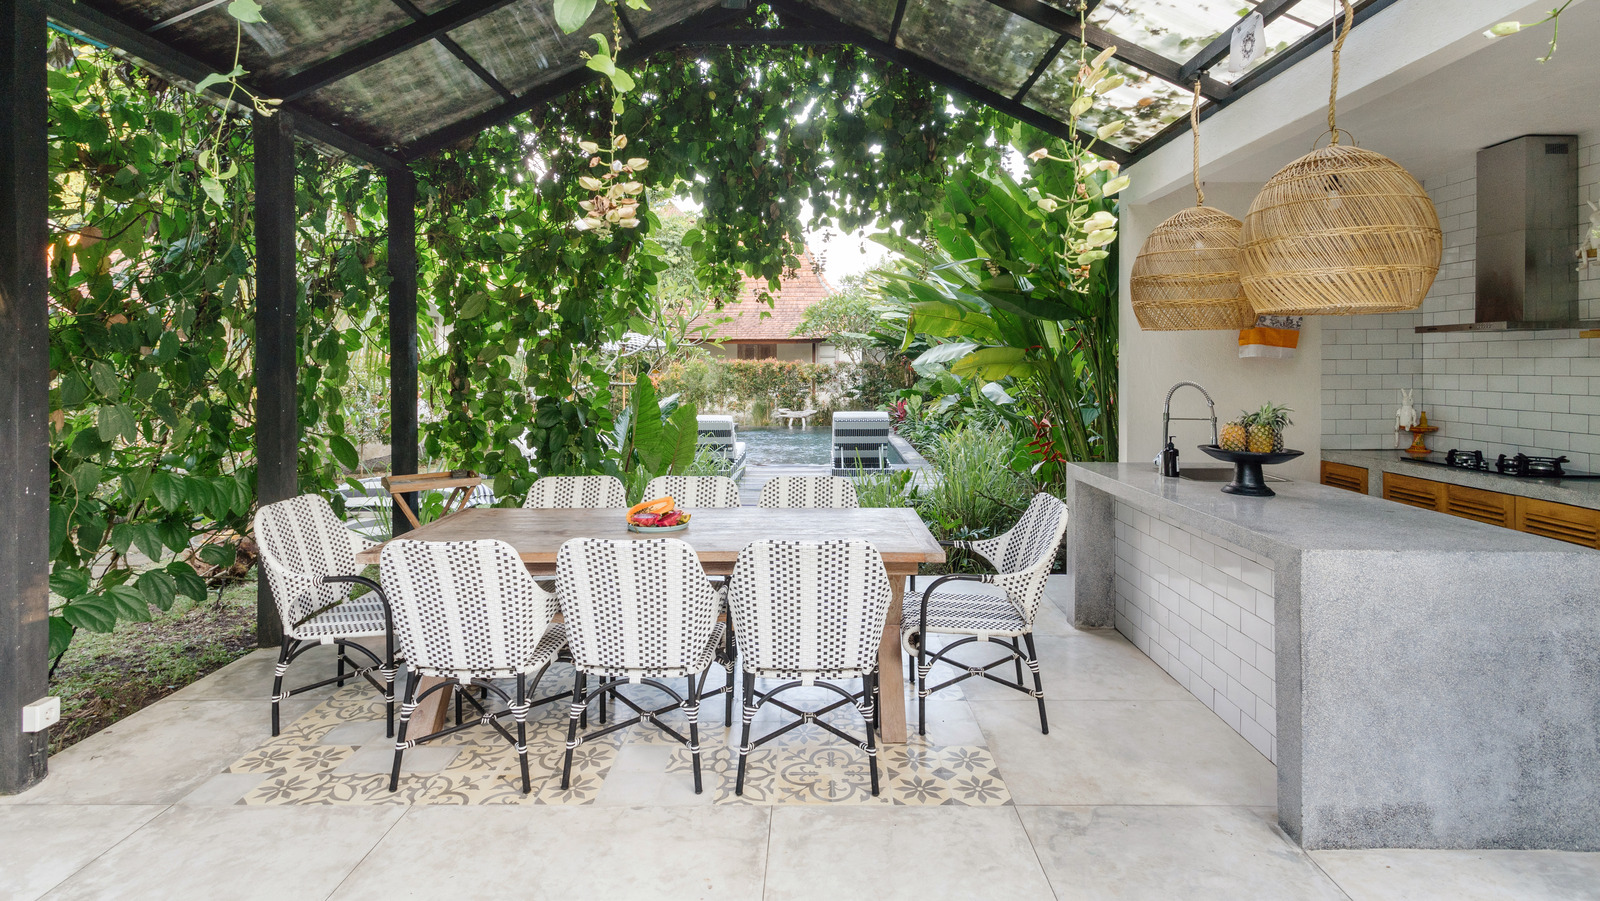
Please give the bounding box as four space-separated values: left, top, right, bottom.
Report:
556 538 726 794
642 475 741 508
379 538 569 794
726 539 893 796
757 475 860 509
255 494 399 738
904 493 1069 736
522 475 627 509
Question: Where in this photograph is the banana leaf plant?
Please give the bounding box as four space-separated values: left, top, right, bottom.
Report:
876 153 1121 467
613 375 700 492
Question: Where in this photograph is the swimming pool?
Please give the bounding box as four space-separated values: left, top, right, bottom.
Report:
740 426 904 466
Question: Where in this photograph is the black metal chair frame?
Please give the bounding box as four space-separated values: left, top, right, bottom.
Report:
736 672 881 797
271 574 398 738
391 659 573 794
562 669 710 794
909 545 1049 737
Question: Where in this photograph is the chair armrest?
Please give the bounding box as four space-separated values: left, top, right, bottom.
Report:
911 572 994 642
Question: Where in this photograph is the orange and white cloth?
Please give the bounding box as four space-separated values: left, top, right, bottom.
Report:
1239 315 1301 359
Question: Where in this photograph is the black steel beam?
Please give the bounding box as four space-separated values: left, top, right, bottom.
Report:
400 4 753 160
387 0 514 101
1127 0 1401 165
44 0 405 171
253 112 298 648
1177 0 1300 85
271 0 520 102
1015 33 1068 102
387 169 419 535
887 0 908 45
0 0 51 796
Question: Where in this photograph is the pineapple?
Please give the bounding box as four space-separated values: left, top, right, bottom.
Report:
1247 402 1293 453
1219 413 1253 452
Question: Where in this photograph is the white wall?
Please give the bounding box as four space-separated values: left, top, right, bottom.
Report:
1118 184 1323 482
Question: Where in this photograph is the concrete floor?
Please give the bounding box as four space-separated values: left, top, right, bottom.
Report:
3 578 1597 901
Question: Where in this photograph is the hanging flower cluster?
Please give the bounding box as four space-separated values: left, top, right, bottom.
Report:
575 134 648 236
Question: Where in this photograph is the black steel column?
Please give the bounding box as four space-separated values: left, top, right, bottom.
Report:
387 169 418 534
253 112 298 647
0 0 51 794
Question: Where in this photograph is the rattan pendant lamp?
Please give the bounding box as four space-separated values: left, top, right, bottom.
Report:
1240 0 1441 315
1130 83 1257 331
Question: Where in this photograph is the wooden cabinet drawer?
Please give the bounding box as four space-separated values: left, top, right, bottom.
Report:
1382 472 1445 511
1443 482 1516 528
1514 496 1600 549
1321 461 1369 494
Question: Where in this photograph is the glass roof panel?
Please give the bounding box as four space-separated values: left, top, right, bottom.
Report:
447 0 601 95
805 0 901 41
627 0 723 37
302 40 502 148
1089 0 1258 64
896 0 1059 98
145 0 412 82
1025 50 1189 151
1213 0 1340 82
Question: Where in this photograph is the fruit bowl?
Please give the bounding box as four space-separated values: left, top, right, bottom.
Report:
626 496 691 532
1198 446 1304 497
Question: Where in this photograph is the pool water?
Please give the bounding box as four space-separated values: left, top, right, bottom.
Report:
740 426 903 466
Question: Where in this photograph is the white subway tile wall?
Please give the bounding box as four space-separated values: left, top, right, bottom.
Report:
1321 137 1600 468
1112 502 1277 762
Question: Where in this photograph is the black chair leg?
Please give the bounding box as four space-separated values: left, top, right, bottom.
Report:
515 674 531 794
390 672 421 792
1011 637 1025 684
1023 632 1048 735
562 671 585 790
917 633 929 737
866 672 880 796
271 638 293 737
336 642 348 687
688 675 703 795
735 672 756 796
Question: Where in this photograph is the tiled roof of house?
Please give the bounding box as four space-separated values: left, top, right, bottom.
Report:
698 252 834 343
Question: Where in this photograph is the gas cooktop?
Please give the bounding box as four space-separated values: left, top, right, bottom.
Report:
1402 448 1600 480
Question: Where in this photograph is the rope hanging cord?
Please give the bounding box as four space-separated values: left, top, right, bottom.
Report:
1328 0 1354 144
1191 80 1204 207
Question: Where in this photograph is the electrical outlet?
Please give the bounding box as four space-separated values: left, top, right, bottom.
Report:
22 697 60 733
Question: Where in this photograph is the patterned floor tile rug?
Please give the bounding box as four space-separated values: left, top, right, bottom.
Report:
229 676 1011 808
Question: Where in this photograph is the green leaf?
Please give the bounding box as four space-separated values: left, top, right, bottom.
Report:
58 373 89 407
458 291 489 319
198 544 235 568
89 361 120 398
49 566 91 599
149 471 183 511
554 0 598 33
49 505 70 555
909 302 1000 342
97 404 137 443
105 585 152 623
62 595 119 633
199 176 227 207
132 523 166 562
192 66 244 95
329 434 361 471
72 461 103 497
49 616 75 660
132 370 162 400
167 561 209 601
227 0 265 24
951 346 1036 382
137 571 178 611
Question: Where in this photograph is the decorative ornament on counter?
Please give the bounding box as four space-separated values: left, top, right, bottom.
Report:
1240 0 1442 316
1405 411 1439 457
1130 82 1257 331
1579 200 1600 272
1395 389 1419 448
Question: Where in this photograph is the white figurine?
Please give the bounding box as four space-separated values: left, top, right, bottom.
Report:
1395 389 1419 447
1579 200 1600 272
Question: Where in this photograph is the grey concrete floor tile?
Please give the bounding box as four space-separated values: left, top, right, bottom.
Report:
175 772 268 806
1312 849 1600 901
972 698 1277 807
12 698 317 806
168 642 394 703
764 806 1053 901
0 805 165 901
328 805 769 901
930 633 1191 703
1019 805 1345 901
42 805 404 901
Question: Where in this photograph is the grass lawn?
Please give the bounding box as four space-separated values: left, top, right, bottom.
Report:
48 579 260 754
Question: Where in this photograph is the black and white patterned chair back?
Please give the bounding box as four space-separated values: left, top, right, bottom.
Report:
727 539 891 679
643 475 740 509
522 475 626 509
756 476 860 509
255 494 366 637
556 538 719 679
968 493 1068 623
378 538 555 679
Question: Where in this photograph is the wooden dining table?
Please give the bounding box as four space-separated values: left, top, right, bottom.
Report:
356 506 947 743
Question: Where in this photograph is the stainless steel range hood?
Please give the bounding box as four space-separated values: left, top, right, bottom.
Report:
1416 135 1598 333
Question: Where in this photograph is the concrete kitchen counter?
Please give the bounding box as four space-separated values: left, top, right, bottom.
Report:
1063 462 1600 851
1323 448 1600 510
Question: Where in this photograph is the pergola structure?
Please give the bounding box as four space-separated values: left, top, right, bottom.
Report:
1 0 1392 794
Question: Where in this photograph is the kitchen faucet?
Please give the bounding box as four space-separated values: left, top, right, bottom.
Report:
1160 381 1219 477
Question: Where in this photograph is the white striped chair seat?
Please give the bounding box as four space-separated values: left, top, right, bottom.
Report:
522 475 626 509
901 584 1028 642
757 476 859 509
727 539 891 680
255 494 386 640
379 538 566 680
643 475 741 508
556 537 722 681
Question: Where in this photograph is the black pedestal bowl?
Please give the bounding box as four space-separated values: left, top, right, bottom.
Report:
1197 446 1304 497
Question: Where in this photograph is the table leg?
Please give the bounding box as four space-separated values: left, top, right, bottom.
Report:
410 675 454 736
878 575 908 743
